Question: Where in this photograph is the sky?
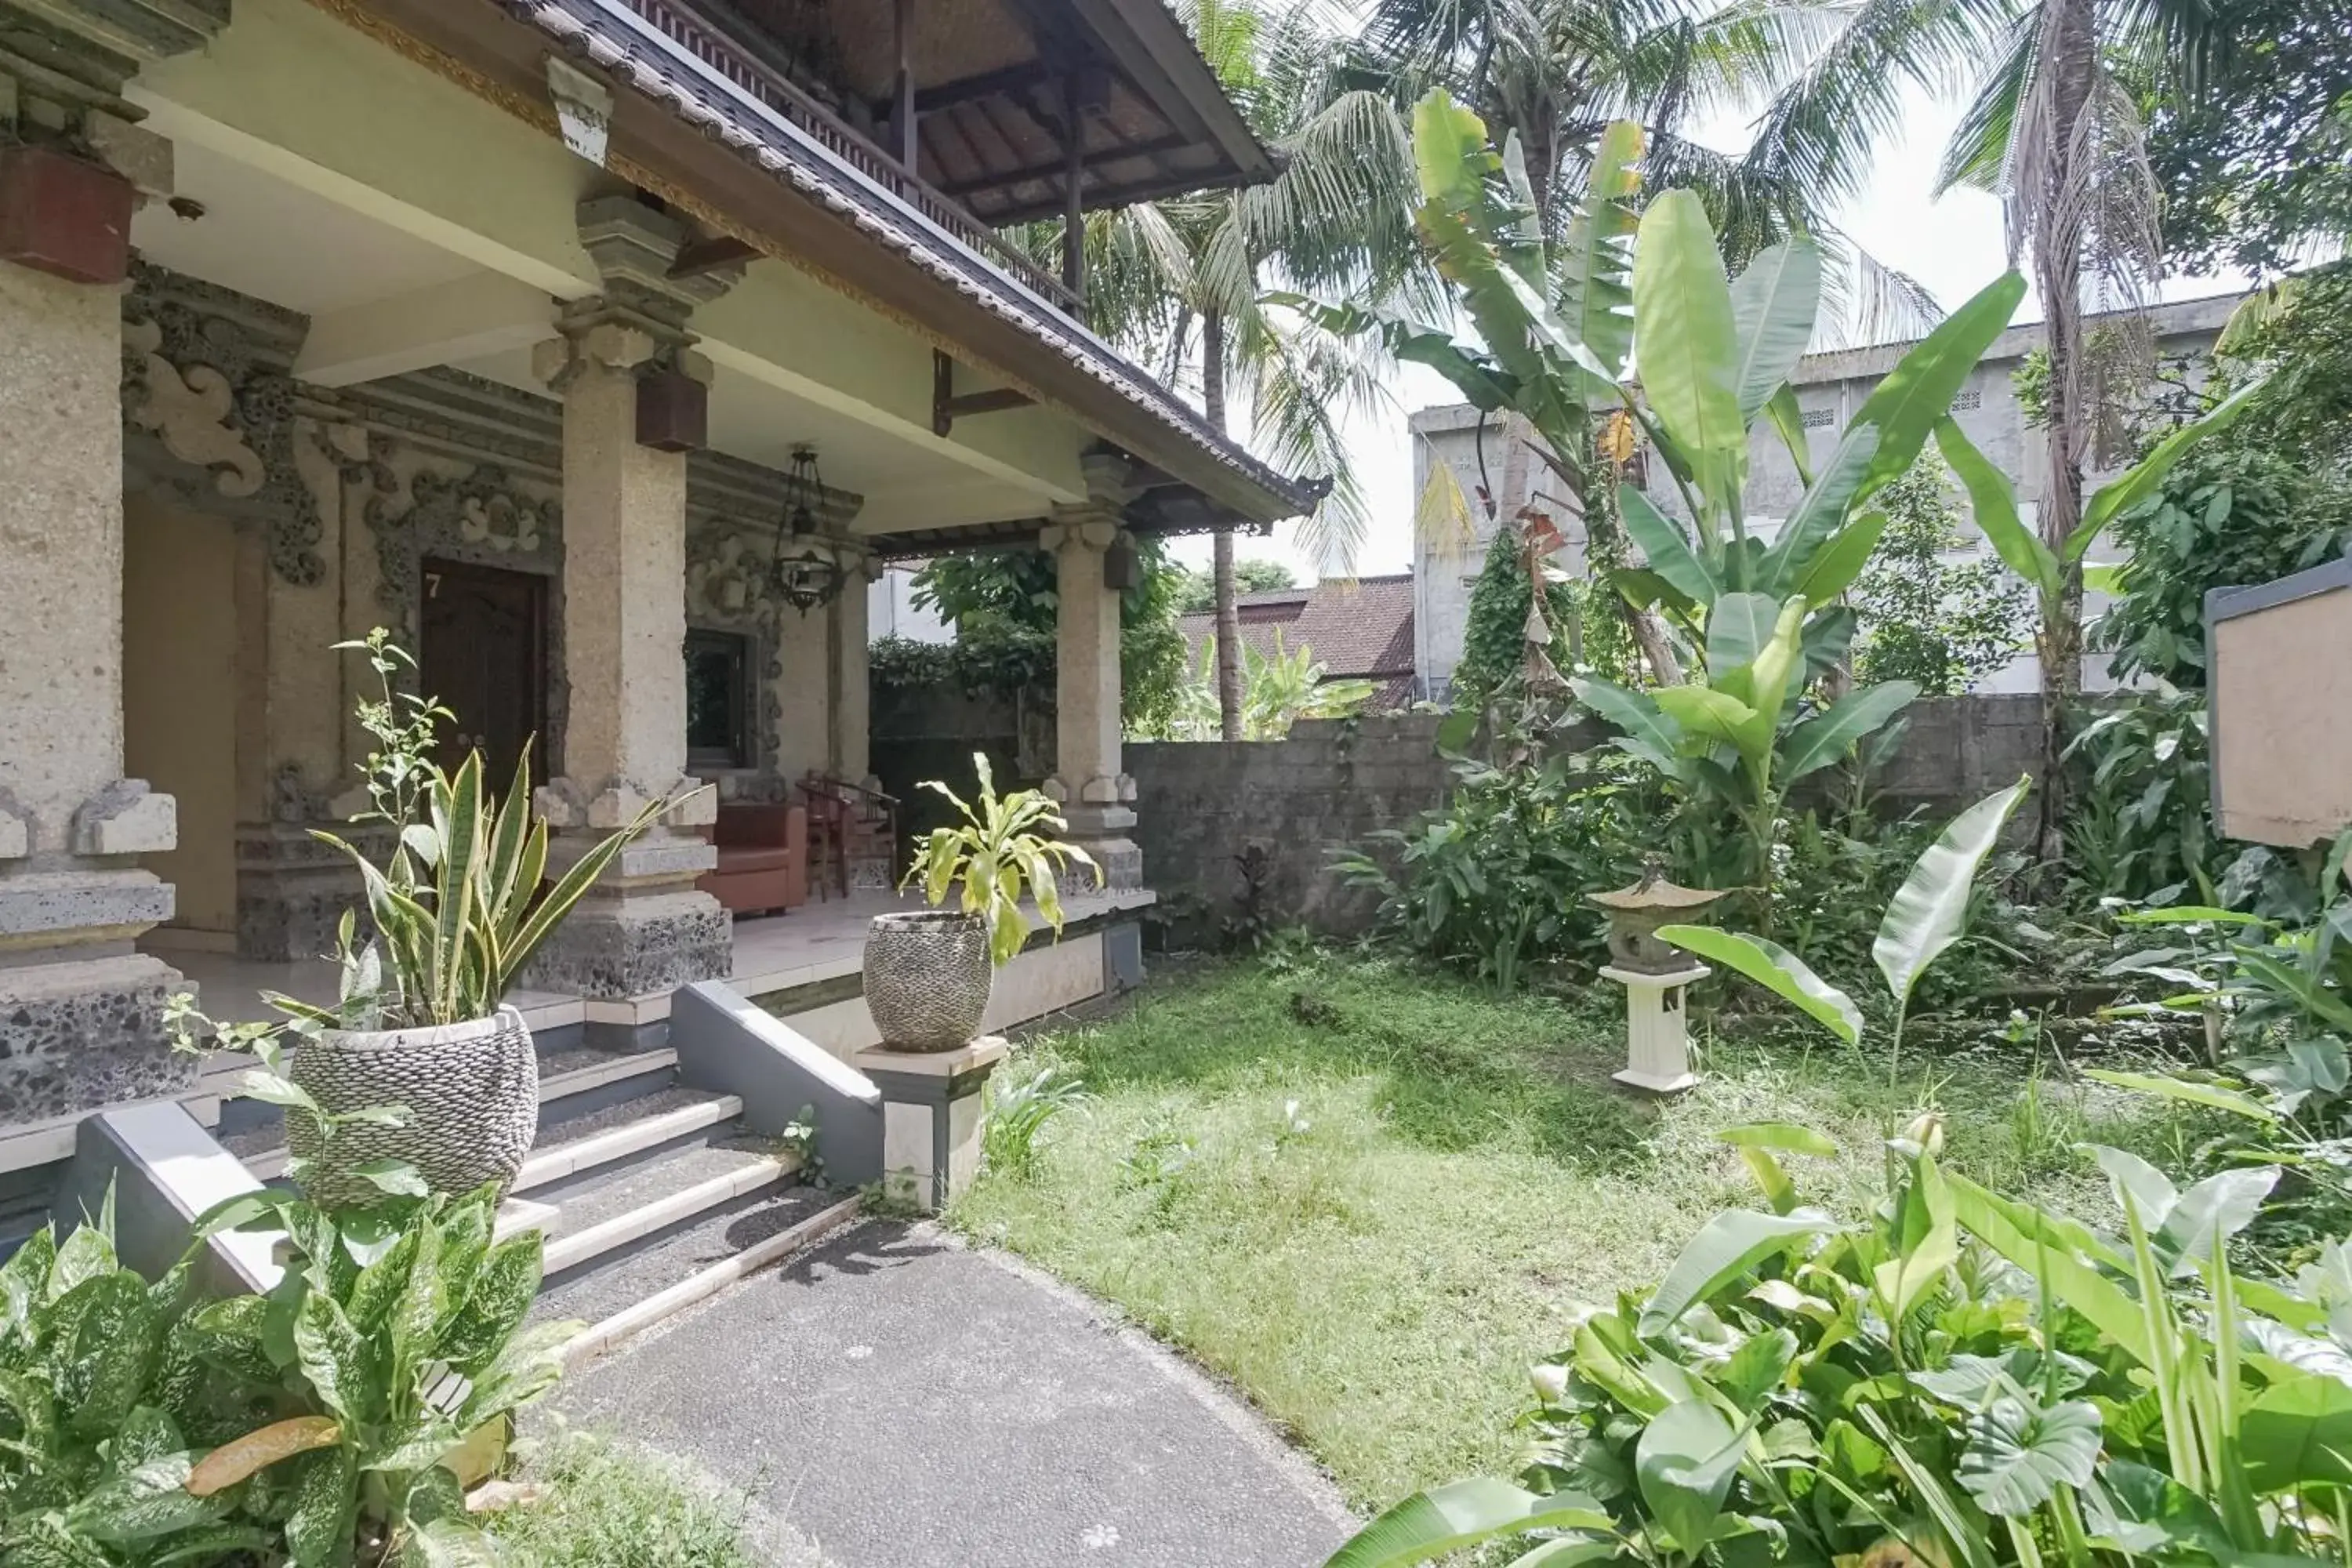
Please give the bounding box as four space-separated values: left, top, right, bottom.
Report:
1161 78 2251 584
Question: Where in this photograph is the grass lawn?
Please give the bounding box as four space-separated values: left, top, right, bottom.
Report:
951 953 2192 1511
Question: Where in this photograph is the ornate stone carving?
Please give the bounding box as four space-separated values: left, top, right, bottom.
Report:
119 264 325 585
359 444 563 633
416 465 556 557
122 316 264 496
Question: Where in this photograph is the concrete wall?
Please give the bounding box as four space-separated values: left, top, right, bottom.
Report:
123 496 239 941
1130 695 2047 935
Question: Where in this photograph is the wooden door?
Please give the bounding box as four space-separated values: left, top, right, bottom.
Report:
419 559 547 789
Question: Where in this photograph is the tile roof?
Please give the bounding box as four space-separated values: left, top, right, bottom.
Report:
1178 573 1417 710
499 0 1318 521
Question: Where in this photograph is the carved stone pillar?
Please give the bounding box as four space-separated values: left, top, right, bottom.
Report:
0 1 220 1121
524 198 742 1022
1040 495 1141 891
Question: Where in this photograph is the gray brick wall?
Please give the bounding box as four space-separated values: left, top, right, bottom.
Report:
1129 695 2049 937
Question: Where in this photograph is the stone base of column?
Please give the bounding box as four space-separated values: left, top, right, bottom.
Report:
0 952 195 1124
1061 804 1142 891
236 822 373 963
517 833 731 1004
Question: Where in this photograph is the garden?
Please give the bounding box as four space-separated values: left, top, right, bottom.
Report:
942 65 2352 1568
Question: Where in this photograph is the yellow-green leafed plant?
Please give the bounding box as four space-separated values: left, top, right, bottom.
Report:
907 752 1102 967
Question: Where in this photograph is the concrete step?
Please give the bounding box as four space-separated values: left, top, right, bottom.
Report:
547 1190 864 1368
539 1141 798 1274
226 1049 681 1183
517 1087 745 1197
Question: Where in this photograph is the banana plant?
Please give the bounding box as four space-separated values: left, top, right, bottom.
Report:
1659 775 2032 1071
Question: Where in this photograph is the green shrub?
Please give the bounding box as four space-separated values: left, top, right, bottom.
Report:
489 1432 762 1568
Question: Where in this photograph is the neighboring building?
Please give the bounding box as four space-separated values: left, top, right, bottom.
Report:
0 0 1313 1243
1178 574 1421 710
1410 292 2249 699
869 562 954 645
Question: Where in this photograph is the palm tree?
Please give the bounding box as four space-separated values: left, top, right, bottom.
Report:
1740 0 2228 851
1350 0 1946 674
1039 0 1430 739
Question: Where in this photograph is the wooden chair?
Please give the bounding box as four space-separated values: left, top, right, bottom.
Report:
799 773 899 899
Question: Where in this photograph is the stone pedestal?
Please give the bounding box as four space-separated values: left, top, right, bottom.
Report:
1040 506 1141 891
854 1035 1008 1212
524 199 740 1011
1602 964 1708 1095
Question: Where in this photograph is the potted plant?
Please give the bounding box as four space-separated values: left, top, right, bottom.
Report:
171 630 681 1208
864 753 1099 1051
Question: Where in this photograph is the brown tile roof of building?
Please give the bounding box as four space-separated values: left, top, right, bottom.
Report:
1178 574 1417 710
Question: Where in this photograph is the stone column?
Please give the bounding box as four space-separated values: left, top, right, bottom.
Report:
524 199 741 1017
0 1 217 1122
1039 508 1141 891
831 546 876 784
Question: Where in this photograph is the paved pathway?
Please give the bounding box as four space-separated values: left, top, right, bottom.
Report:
555 1219 1356 1568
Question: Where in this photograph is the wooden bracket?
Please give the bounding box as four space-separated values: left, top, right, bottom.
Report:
932 350 1035 437
668 235 758 279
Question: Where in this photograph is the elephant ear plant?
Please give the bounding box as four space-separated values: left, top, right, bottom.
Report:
908 753 1102 967
1326 1112 2347 1568
0 1182 576 1566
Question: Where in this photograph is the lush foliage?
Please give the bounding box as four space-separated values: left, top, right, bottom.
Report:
1452 520 1581 704
980 1059 1094 1180
1661 778 2031 1072
2135 0 2352 278
1850 455 2034 696
2061 688 2223 906
2227 263 2352 478
907 752 1100 967
1329 1112 2352 1568
1152 632 1376 741
0 1183 567 1566
1341 744 1657 993
867 626 1054 704
908 542 1191 731
2095 445 2348 688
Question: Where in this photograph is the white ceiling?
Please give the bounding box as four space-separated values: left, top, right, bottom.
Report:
132 138 477 314
132 144 1046 533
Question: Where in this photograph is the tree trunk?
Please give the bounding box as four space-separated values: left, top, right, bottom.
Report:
1204 313 1244 741
2033 0 2097 862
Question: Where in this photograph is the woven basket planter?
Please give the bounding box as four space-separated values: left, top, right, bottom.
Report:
864 910 993 1051
285 1005 539 1209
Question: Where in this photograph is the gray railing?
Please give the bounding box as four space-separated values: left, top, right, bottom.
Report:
623 0 1083 318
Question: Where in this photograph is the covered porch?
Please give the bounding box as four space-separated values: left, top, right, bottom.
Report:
0 0 1310 1144
160 884 1155 1063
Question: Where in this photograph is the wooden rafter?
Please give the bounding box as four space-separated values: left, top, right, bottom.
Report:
932 350 1035 437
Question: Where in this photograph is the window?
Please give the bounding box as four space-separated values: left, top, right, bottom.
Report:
684 629 754 771
1800 407 1835 429
1952 387 1983 412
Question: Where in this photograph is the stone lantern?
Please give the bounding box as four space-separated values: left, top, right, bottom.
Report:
1589 866 1725 1094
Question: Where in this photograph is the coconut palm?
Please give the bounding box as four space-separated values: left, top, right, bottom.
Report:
1740 0 2232 851
1026 0 1432 739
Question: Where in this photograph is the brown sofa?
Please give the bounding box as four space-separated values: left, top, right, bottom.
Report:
696 802 808 917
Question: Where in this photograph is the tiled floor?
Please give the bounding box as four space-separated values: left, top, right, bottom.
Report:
145 886 1157 1025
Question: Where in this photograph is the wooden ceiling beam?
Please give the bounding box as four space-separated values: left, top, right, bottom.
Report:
935 132 1188 199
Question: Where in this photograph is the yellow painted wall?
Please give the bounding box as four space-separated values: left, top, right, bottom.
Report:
124 496 239 937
